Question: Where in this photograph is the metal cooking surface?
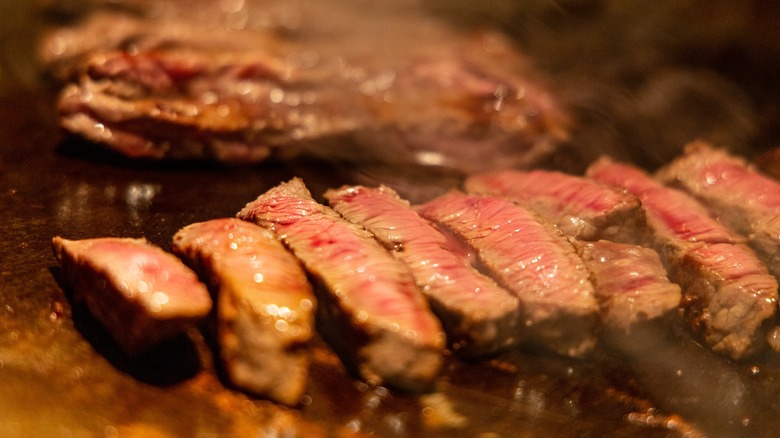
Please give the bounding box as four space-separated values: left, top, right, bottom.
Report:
4 2 780 437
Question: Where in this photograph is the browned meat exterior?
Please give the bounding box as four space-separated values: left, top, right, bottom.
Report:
575 240 681 333
324 184 521 357
51 236 212 355
237 178 444 391
416 191 599 357
657 141 780 281
172 218 315 405
465 169 648 244
587 158 778 359
41 3 568 172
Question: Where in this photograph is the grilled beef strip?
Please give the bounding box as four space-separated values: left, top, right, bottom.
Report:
575 240 681 335
657 140 780 281
587 158 778 359
464 169 649 245
237 178 444 392
172 218 315 406
416 191 599 358
324 184 521 357
51 236 212 355
42 6 568 172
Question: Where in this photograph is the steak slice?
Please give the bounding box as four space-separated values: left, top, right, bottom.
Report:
465 169 648 244
172 218 315 406
575 240 681 334
657 141 780 281
42 6 568 172
416 191 599 358
237 178 444 391
324 184 521 357
587 157 743 246
587 158 778 359
51 236 212 355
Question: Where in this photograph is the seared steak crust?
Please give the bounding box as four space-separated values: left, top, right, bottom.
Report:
237 178 444 391
588 158 778 359
657 141 780 281
324 184 521 357
465 169 648 244
51 236 212 355
416 191 599 358
172 218 315 405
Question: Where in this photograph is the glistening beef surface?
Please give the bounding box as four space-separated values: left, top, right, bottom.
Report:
416 191 599 358
43 4 568 172
172 218 316 406
51 236 212 355
465 169 648 244
575 240 681 334
237 178 444 392
657 141 780 281
324 184 521 357
586 158 742 245
587 158 778 359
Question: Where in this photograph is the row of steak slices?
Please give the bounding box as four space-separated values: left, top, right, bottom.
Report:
52 140 780 407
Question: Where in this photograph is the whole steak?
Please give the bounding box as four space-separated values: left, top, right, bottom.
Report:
41 1 568 173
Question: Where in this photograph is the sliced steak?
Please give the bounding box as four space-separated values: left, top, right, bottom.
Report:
172 218 315 406
575 240 681 334
465 169 648 244
51 236 212 355
237 178 444 392
657 141 780 281
416 191 599 358
587 158 778 359
587 157 743 246
42 5 568 172
324 184 521 357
